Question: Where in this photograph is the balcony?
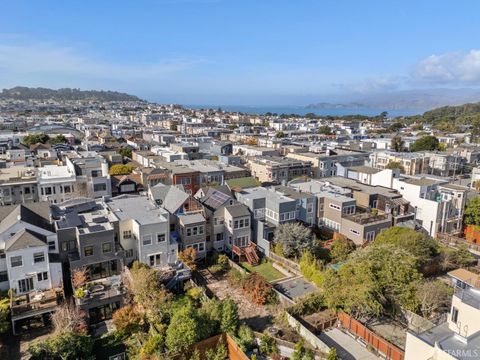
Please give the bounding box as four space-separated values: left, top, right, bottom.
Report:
74 275 126 308
11 287 63 320
345 211 390 225
454 287 480 310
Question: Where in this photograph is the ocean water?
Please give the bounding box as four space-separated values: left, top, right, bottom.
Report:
187 105 423 117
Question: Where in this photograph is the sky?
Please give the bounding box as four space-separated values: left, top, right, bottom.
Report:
0 0 480 105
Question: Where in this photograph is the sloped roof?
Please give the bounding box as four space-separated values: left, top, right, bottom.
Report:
198 186 233 210
5 229 47 252
0 203 52 234
150 184 190 214
224 203 250 218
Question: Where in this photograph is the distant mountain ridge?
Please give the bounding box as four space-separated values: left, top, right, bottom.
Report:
306 88 480 111
0 86 142 102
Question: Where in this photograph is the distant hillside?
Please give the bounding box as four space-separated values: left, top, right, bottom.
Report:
0 87 142 102
404 102 480 131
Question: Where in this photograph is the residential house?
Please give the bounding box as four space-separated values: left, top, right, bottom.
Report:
248 156 312 184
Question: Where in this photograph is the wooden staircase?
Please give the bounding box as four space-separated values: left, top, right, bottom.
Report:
232 242 259 266
244 243 259 266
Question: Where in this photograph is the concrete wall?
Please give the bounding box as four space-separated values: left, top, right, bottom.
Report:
285 311 330 353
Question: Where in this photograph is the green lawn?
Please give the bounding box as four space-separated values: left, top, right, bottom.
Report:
241 260 284 282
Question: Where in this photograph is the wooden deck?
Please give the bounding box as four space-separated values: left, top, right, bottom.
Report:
11 288 63 320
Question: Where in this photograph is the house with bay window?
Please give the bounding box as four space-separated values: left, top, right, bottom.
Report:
106 195 176 268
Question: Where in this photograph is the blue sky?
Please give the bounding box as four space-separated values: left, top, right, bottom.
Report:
1 0 480 105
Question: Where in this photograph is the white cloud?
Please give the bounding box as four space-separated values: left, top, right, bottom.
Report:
0 41 203 82
412 49 480 84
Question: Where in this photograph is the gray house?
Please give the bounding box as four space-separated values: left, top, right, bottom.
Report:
55 199 126 324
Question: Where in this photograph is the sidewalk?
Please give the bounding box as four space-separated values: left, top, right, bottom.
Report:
319 328 381 360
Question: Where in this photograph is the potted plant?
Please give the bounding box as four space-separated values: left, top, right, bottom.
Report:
74 287 86 300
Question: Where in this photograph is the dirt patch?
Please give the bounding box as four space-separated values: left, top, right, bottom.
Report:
207 275 273 331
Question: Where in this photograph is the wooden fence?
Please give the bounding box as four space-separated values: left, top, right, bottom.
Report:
268 252 301 275
337 312 405 360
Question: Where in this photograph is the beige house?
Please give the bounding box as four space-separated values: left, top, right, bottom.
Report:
248 156 311 184
405 268 480 360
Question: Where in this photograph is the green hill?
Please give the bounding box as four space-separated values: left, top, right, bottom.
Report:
0 86 142 102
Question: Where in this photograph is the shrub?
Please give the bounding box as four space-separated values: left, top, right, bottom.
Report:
242 272 274 305
299 251 324 287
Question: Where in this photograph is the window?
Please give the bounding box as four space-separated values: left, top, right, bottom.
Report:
192 227 198 236
91 170 101 178
0 271 8 282
186 228 192 237
123 230 132 239
84 246 94 257
18 278 33 293
48 241 55 251
216 233 224 241
329 203 341 211
102 242 112 253
64 185 72 193
24 187 31 195
343 205 355 215
307 204 313 213
451 307 459 323
234 220 239 229
142 235 152 246
11 256 23 267
157 234 166 243
33 252 45 263
94 183 107 192
149 253 162 267
37 272 48 282
125 249 134 258
44 187 52 195
0 250 5 259
350 229 360 235
365 231 375 242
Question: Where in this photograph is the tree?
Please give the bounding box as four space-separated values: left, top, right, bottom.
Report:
464 197 480 226
165 304 202 352
128 262 172 324
28 331 93 360
22 133 50 147
411 135 440 152
292 340 315 360
118 146 133 159
0 298 9 334
49 134 67 144
112 304 144 335
50 301 87 335
72 267 88 289
385 161 405 173
109 164 135 175
242 272 274 305
299 251 325 287
390 135 404 152
220 299 239 334
318 125 332 135
274 222 314 259
205 337 228 360
259 333 279 358
330 235 356 262
236 324 255 352
388 123 404 133
178 247 197 270
415 280 452 318
440 245 475 270
375 227 439 269
322 243 423 317
170 123 178 131
326 347 339 360
275 131 285 138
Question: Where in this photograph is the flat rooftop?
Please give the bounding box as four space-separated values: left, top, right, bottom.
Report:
107 195 169 224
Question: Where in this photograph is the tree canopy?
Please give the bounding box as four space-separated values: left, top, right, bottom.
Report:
464 197 480 226
274 222 314 259
410 135 440 152
109 164 135 176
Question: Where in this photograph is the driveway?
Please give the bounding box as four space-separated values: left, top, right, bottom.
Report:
319 328 381 360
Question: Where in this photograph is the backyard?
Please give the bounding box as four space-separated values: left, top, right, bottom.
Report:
241 260 284 282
